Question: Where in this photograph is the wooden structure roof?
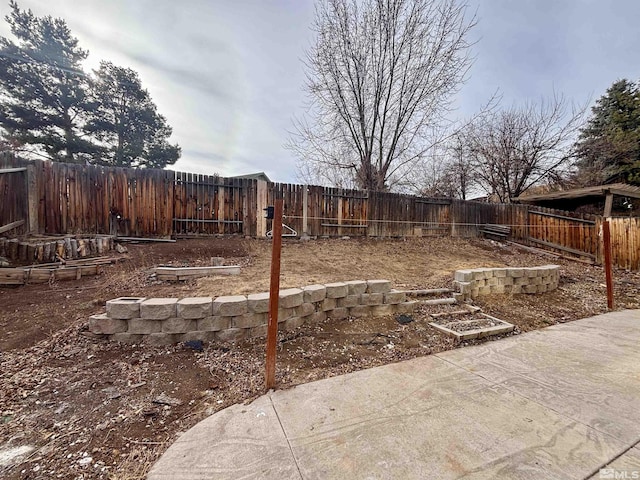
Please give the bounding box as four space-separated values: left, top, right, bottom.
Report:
515 183 640 203
514 183 640 216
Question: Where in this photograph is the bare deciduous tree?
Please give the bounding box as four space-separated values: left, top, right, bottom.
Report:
288 0 475 191
464 96 585 202
440 131 475 199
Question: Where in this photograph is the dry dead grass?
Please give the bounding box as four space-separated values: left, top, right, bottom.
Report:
2 236 639 480
194 236 508 296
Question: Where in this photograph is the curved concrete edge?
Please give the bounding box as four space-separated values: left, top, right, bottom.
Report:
150 310 640 480
148 395 301 480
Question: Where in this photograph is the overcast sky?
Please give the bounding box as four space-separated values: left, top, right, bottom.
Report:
2 0 640 182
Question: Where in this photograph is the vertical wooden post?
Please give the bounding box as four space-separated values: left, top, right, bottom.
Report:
603 192 613 217
603 219 614 310
265 199 283 390
26 164 39 234
337 194 343 237
302 184 308 235
256 180 268 237
217 184 225 235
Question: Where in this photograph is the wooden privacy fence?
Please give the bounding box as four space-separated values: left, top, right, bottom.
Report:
1 154 639 270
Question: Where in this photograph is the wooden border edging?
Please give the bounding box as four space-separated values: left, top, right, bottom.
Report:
527 237 596 259
155 265 241 281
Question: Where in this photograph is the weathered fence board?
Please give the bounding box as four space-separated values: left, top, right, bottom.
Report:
607 217 640 270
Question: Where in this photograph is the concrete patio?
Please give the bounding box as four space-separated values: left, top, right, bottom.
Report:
148 310 640 480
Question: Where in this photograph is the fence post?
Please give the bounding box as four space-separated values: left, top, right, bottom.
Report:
302 184 308 235
26 163 38 233
603 219 614 310
256 180 268 237
241 179 249 237
450 200 456 237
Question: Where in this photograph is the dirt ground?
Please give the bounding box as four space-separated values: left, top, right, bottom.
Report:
1 236 639 479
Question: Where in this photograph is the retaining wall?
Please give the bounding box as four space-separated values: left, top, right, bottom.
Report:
453 265 560 299
89 280 418 346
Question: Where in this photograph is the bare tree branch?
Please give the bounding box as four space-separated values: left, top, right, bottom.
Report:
462 95 587 202
288 0 475 191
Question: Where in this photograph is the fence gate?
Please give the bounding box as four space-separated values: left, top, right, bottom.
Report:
172 172 245 236
0 163 29 237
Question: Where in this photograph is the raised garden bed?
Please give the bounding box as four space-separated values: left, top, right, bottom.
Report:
429 313 514 340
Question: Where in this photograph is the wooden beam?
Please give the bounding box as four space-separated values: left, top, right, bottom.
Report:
115 236 176 243
527 237 596 259
155 265 241 277
0 167 26 174
172 218 243 224
415 199 451 205
0 219 25 234
320 224 368 228
403 288 453 297
529 210 596 224
603 191 613 217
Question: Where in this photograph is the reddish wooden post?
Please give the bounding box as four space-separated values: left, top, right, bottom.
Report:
265 199 283 390
603 219 614 310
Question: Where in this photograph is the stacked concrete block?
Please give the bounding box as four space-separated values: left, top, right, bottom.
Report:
384 290 407 305
89 313 127 335
231 312 268 329
141 298 178 320
338 295 360 308
453 265 560 299
297 303 316 318
367 280 392 294
247 292 270 313
320 297 337 311
303 285 327 302
279 288 304 308
325 282 348 299
328 307 349 320
92 278 419 345
396 301 419 315
345 280 367 295
212 296 247 316
371 304 395 316
106 297 145 320
349 304 372 318
197 316 230 332
176 297 212 319
360 293 384 305
162 317 197 333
